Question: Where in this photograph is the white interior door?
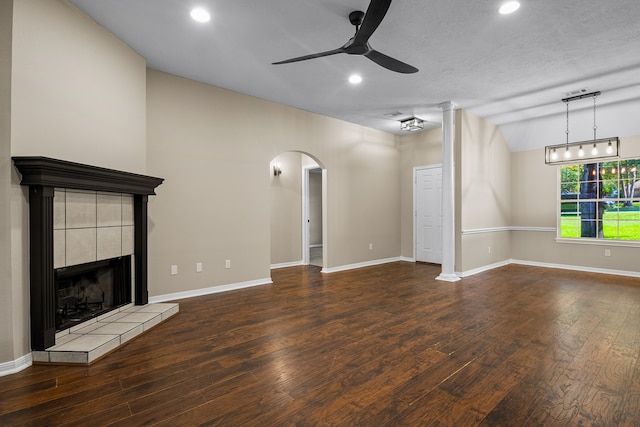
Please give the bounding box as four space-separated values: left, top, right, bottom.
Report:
416 166 443 263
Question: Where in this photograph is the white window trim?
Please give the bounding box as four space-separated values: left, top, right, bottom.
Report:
556 157 640 246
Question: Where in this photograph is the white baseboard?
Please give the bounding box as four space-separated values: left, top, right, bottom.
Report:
0 352 32 377
271 257 416 273
510 259 640 278
321 257 404 273
149 258 639 303
457 258 640 278
270 260 304 269
149 277 273 303
458 260 511 278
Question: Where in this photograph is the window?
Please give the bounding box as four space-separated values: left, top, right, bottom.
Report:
559 159 640 241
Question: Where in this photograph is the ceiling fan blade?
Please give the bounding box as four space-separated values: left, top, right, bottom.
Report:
353 0 392 45
365 50 418 74
272 48 345 65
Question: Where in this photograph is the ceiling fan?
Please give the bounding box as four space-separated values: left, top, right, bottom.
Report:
272 0 418 74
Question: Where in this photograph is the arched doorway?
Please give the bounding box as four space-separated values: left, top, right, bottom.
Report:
269 151 326 269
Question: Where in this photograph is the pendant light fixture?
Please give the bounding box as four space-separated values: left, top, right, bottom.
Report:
545 91 619 165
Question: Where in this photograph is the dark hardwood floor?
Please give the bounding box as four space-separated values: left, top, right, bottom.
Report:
2 262 640 426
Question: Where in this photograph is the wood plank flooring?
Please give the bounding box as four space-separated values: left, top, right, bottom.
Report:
1 262 640 426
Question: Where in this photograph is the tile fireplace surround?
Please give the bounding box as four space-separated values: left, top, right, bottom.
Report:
13 157 173 365
53 188 136 269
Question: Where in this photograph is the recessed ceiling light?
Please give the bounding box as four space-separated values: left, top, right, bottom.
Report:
499 1 520 15
349 74 362 84
190 8 211 23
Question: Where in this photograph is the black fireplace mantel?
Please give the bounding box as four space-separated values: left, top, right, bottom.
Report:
13 156 164 351
12 156 163 195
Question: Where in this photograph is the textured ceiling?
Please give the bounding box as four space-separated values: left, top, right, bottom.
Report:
68 0 640 150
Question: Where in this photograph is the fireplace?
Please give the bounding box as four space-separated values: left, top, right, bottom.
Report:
13 157 163 351
55 256 132 331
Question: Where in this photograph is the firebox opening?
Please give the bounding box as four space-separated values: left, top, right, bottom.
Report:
55 256 132 331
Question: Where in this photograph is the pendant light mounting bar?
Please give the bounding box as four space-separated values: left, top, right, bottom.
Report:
561 90 601 103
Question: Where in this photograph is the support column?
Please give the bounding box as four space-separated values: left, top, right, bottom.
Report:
437 101 460 282
134 194 149 305
28 186 56 350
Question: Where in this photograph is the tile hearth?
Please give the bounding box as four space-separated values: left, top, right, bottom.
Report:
32 303 179 365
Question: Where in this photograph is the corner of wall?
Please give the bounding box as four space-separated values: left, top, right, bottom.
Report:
456 109 513 272
0 0 16 366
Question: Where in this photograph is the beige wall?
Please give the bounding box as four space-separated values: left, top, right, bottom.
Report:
1 0 14 364
3 0 147 366
398 127 442 258
146 70 400 297
270 152 303 265
510 135 640 272
511 149 556 228
10 0 147 173
457 110 512 272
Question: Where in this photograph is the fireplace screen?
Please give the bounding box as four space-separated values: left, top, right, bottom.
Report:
55 256 132 331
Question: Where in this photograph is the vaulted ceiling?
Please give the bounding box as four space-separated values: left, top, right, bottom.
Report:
69 0 640 151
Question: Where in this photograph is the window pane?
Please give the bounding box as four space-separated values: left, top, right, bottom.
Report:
619 207 640 220
560 201 578 214
579 220 600 238
600 161 618 180
602 209 619 239
619 162 639 198
578 201 601 219
560 215 580 238
581 163 599 181
561 164 581 183
579 165 600 199
602 180 618 199
619 199 635 208
619 159 640 179
617 217 640 240
603 207 619 220
561 184 578 200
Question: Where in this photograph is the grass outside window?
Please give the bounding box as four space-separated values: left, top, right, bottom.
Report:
560 203 640 240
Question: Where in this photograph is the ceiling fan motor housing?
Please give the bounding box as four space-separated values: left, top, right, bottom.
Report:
349 10 365 26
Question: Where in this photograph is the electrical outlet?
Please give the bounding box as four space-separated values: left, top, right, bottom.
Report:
225 259 231 269
196 262 203 272
605 249 611 257
170 265 178 275
488 246 492 254
369 243 373 250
